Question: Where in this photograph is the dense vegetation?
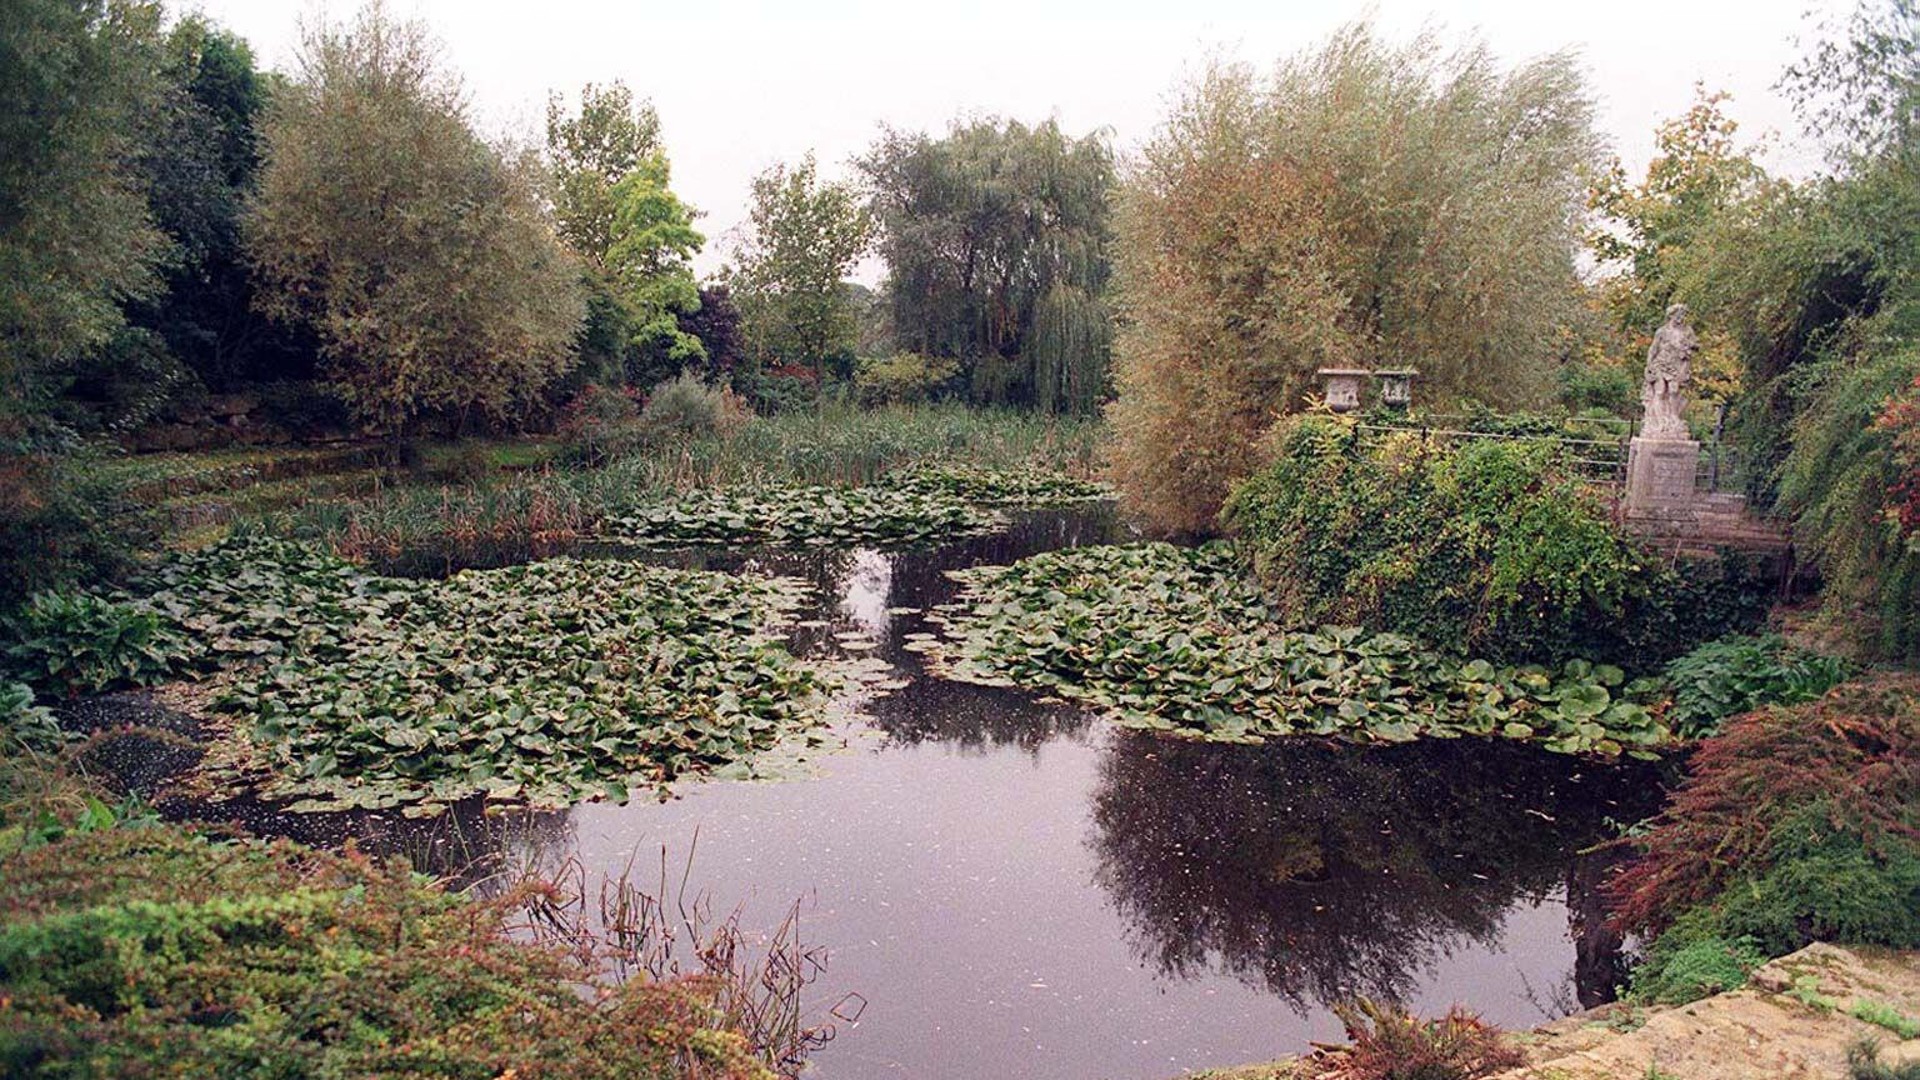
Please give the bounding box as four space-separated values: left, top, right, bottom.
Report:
0 826 773 1078
926 543 1672 755
1611 676 1920 1003
1106 27 1601 533
1223 415 1770 666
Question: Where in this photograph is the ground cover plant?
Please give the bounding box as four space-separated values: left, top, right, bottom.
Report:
4 538 835 814
1662 633 1853 738
1223 415 1767 667
0 826 774 1079
1611 675 1920 1002
923 543 1671 755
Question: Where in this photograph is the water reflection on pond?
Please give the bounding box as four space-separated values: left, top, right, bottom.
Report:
143 508 1667 1080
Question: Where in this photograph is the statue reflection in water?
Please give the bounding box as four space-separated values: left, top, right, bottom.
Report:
1089 732 1666 1010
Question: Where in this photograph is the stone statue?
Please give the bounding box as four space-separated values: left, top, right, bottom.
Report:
1640 303 1698 440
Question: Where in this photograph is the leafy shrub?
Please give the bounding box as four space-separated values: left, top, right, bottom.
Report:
0 827 773 1079
638 370 749 446
1777 348 1920 661
558 381 644 465
732 363 820 415
1610 676 1920 970
1664 634 1853 737
1559 359 1638 416
0 426 148 610
856 352 961 406
1319 999 1525 1080
1 684 63 756
1627 927 1767 1004
2 592 187 698
1851 1001 1920 1040
1224 415 1716 666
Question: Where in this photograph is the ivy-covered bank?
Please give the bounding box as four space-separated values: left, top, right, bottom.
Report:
923 543 1671 755
1224 416 1772 665
4 538 835 813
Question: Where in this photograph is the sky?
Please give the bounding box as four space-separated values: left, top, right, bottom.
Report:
184 0 1844 280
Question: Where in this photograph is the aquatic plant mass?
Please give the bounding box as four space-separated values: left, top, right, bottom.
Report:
9 538 835 813
923 543 1673 755
598 466 1110 548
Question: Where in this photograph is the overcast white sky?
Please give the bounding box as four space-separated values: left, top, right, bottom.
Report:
183 0 1843 279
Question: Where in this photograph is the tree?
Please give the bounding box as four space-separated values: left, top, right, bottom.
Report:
545 81 660 269
729 153 874 378
1107 27 1603 533
859 118 1114 413
547 82 702 388
0 0 165 410
247 3 584 435
1586 88 1770 413
678 284 744 377
120 15 315 397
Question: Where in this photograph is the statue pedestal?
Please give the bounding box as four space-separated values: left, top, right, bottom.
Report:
1626 437 1700 510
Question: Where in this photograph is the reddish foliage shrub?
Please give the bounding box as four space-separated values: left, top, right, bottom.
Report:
1606 675 1920 937
1318 999 1525 1080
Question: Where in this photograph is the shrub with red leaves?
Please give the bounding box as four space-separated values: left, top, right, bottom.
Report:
1606 675 1920 938
1316 999 1526 1080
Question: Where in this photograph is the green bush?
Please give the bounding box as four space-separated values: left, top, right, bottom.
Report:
638 370 738 445
1664 634 1853 738
0 425 149 611
856 352 961 406
2 592 187 698
1223 415 1745 666
1 683 63 757
0 827 773 1079
1627 925 1767 1005
1777 348 1920 661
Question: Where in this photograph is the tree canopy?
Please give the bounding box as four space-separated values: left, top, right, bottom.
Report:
0 0 166 414
728 153 874 377
860 117 1114 414
1107 24 1603 533
247 3 584 434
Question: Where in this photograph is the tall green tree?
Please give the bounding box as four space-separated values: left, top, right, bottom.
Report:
859 118 1114 413
729 153 874 379
123 16 313 397
546 82 702 388
1107 25 1603 533
0 0 165 412
248 3 584 435
545 81 660 269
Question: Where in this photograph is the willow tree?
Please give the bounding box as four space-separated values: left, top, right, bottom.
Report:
860 117 1114 414
1108 25 1602 533
248 4 584 435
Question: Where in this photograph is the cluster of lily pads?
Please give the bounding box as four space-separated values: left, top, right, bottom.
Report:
41 538 837 813
601 485 1003 547
876 465 1112 507
598 466 1107 548
921 543 1673 756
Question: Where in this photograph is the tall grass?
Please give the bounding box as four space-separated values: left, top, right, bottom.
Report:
231 405 1103 562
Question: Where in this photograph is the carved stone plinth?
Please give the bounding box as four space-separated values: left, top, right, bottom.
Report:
1626 437 1700 510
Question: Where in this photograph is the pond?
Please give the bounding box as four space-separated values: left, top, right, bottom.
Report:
118 507 1667 1080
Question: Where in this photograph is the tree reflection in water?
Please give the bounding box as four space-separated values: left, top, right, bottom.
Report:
1090 732 1665 1011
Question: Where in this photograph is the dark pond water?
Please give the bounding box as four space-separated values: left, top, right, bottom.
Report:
112 508 1669 1080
